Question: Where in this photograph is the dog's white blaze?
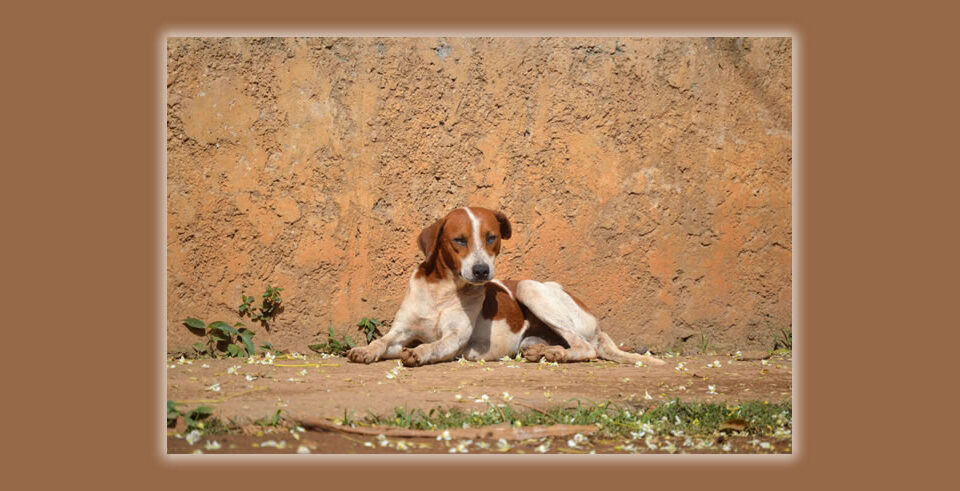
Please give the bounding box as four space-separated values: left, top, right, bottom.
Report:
460 207 494 281
461 207 482 252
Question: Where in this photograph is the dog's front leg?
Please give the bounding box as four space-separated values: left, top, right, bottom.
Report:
347 309 417 364
400 310 472 367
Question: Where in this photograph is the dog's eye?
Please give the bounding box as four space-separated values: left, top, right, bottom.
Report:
453 237 468 247
486 235 497 244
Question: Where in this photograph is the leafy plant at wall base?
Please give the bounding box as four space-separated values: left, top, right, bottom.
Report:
308 325 357 356
182 318 255 358
259 286 283 318
185 406 214 431
697 329 713 355
239 286 283 328
773 327 792 351
167 401 185 427
356 317 383 344
167 401 214 430
239 295 254 317
259 342 283 356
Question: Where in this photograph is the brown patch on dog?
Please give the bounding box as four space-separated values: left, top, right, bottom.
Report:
415 217 447 282
566 291 592 315
481 282 524 333
437 209 472 273
496 279 520 297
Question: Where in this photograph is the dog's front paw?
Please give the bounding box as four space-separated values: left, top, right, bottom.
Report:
347 347 377 364
400 347 423 367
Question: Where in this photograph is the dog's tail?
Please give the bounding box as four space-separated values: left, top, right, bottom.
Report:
596 330 666 366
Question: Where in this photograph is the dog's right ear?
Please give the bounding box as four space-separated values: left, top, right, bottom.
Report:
417 218 444 260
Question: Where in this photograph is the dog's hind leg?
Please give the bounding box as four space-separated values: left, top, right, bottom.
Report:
516 280 664 365
595 330 664 365
514 280 598 362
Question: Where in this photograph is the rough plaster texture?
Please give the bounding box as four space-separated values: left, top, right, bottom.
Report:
166 37 792 354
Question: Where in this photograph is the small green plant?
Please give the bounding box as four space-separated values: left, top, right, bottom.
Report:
773 327 792 351
167 401 215 431
356 317 383 344
185 406 215 431
167 401 185 427
259 342 283 356
240 286 284 328
308 324 357 355
255 409 283 427
697 329 713 355
182 318 256 358
341 408 357 426
239 294 254 317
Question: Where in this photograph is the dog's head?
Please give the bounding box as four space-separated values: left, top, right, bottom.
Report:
417 207 512 284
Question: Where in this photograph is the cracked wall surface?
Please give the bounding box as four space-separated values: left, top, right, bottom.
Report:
166 37 792 354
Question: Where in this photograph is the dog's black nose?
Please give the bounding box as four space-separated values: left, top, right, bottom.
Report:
472 263 489 280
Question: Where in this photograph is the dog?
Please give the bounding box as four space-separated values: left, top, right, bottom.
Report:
346 207 664 367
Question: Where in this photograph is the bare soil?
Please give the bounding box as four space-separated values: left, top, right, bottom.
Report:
166 352 792 454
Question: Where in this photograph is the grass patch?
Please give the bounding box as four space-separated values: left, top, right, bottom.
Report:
773 326 792 351
342 399 791 438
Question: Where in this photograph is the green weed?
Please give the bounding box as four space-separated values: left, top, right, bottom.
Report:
308 324 357 356
697 329 714 355
167 401 217 431
182 318 256 358
255 409 283 427
356 317 384 344
240 286 284 329
773 327 792 351
167 401 185 427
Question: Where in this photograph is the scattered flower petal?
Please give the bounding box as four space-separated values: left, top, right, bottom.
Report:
185 430 202 445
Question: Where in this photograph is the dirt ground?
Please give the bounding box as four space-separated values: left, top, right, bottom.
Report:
166 352 792 454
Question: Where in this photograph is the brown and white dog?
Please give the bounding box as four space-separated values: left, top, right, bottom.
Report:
346 207 665 367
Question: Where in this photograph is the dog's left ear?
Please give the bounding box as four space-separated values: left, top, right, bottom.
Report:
494 211 512 240
417 218 444 260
